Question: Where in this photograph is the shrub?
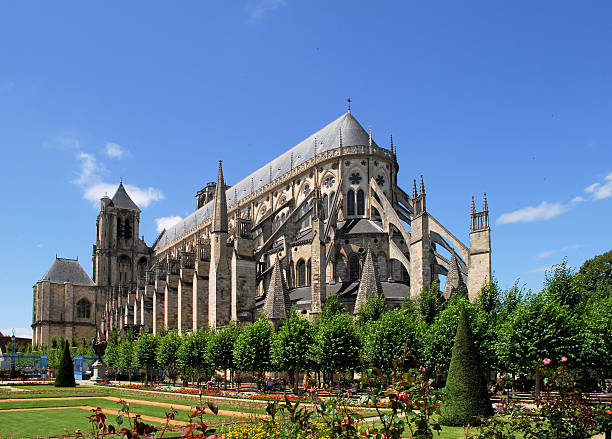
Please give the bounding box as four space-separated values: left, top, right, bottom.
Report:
439 305 492 426
54 339 76 387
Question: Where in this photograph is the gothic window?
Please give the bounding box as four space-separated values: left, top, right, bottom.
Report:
347 190 355 216
349 254 360 281
297 259 306 287
322 194 329 220
324 176 335 188
117 218 132 240
137 258 147 280
118 255 131 284
375 175 385 187
349 172 361 185
76 299 91 318
357 189 365 215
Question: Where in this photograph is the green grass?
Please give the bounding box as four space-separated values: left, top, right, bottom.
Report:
0 408 102 438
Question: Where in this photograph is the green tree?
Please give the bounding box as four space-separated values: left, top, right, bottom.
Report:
233 316 272 374
75 338 94 357
319 293 346 321
495 292 578 397
271 310 314 392
156 330 182 385
118 339 135 383
363 307 423 376
577 295 612 388
54 340 76 387
544 260 586 310
207 323 241 389
439 306 493 426
134 331 158 385
104 330 120 381
314 312 360 379
356 292 386 326
417 280 442 324
578 250 612 298
177 330 210 389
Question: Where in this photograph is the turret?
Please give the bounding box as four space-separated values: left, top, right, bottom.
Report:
467 194 491 300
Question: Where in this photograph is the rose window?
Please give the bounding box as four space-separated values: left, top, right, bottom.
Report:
349 173 362 185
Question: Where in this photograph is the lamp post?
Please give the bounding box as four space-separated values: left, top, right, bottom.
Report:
11 329 16 372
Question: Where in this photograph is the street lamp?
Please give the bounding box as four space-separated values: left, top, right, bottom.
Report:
11 329 16 372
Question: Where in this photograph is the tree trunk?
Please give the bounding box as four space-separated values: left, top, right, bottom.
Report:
535 367 541 402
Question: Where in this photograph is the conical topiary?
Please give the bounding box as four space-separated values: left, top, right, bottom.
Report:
439 305 493 426
54 339 76 387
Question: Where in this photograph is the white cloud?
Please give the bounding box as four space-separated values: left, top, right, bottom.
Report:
584 172 612 200
246 0 286 21
74 151 102 185
536 250 553 260
1 328 32 339
529 265 554 274
84 183 164 208
571 196 585 203
36 243 43 249
497 201 569 225
155 216 182 233
104 142 126 159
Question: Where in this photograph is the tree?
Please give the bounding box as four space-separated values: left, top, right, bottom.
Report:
476 279 502 316
233 316 273 374
578 250 612 298
544 260 586 310
75 338 94 357
271 310 315 392
207 323 241 388
319 293 346 321
177 330 210 388
118 339 135 383
417 281 442 324
134 331 158 385
54 339 76 387
356 292 386 326
439 306 493 426
495 292 578 397
104 330 120 381
314 312 360 379
577 295 612 388
363 307 423 377
156 330 182 385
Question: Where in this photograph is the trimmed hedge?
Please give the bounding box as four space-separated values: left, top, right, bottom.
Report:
439 305 492 426
54 340 76 387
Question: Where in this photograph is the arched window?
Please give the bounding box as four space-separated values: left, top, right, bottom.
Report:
323 194 329 220
347 190 355 216
76 299 91 318
118 256 131 284
357 189 365 215
297 260 306 287
137 257 147 280
349 254 360 281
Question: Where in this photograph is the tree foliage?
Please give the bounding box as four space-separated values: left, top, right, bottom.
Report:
417 280 443 324
314 312 360 373
356 292 386 326
156 330 182 384
177 330 210 384
578 249 612 298
271 310 314 376
233 316 273 373
54 340 76 387
207 323 241 372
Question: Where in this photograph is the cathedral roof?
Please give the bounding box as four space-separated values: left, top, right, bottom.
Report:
41 258 95 286
155 112 374 249
111 183 141 212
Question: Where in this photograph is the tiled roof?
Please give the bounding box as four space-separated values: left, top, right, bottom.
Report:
41 258 95 286
111 183 141 212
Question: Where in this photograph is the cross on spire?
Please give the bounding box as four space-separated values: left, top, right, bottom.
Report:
347 97 352 113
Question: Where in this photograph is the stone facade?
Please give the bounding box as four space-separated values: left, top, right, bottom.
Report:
32 111 491 344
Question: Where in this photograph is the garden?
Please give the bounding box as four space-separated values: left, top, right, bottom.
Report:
1 252 612 438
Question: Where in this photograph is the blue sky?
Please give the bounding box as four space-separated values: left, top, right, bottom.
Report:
1 1 611 338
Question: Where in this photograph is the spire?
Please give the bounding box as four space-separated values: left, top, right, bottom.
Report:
390 134 394 154
413 179 418 198
263 256 291 320
354 246 383 314
111 182 141 212
443 252 464 300
420 175 425 195
368 127 372 147
483 192 488 211
471 196 476 214
212 161 228 233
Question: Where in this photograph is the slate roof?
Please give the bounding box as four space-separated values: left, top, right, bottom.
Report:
337 219 385 235
41 258 96 286
111 183 141 212
155 112 375 250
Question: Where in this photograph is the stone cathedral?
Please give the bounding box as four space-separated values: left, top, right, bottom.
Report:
32 111 491 345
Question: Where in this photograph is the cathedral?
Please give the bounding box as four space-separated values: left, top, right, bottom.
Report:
31 111 491 345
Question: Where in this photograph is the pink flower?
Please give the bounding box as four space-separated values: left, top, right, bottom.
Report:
543 358 551 365
398 392 409 403
561 356 568 363
419 366 426 373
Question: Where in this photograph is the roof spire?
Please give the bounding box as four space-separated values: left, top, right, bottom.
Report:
483 192 488 211
420 175 425 195
413 179 418 198
212 160 228 233
354 245 383 314
347 97 352 113
471 196 475 214
263 255 291 320
390 134 394 154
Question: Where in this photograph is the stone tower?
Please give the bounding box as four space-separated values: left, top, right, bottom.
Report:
467 194 491 300
208 161 231 328
409 177 433 297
